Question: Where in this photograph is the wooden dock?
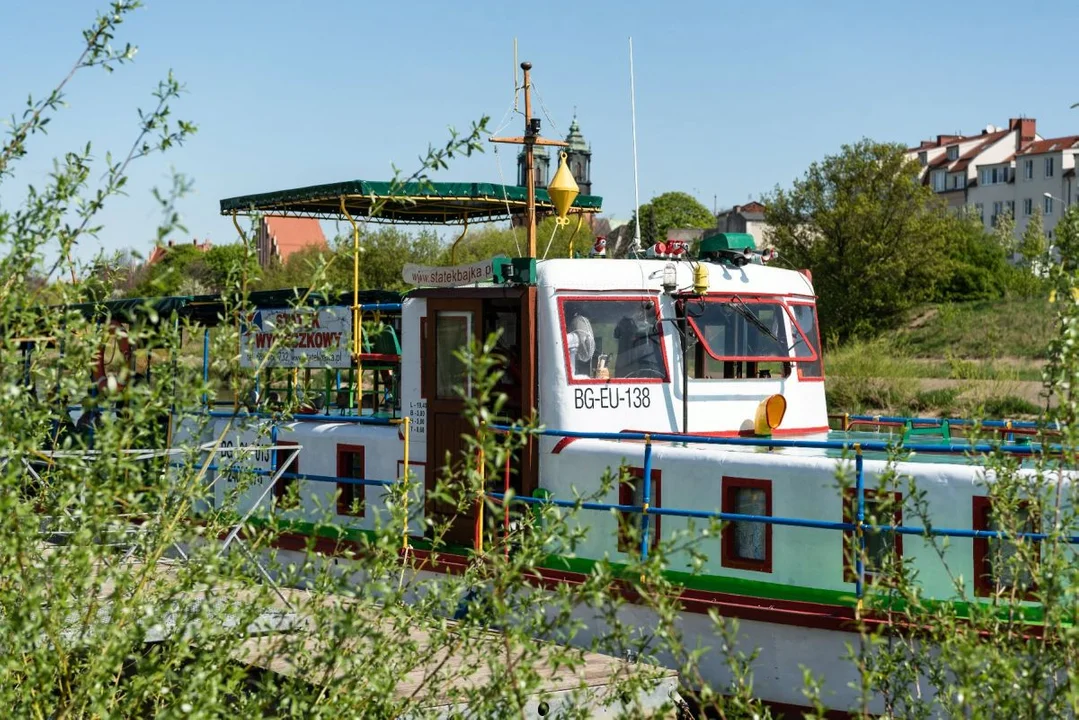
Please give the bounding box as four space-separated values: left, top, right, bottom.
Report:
43 542 682 717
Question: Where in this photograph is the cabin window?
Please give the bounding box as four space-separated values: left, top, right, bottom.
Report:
617 466 661 554
272 441 300 510
721 477 772 572
434 311 472 398
843 489 902 582
972 496 1038 597
789 302 824 380
336 444 365 517
684 296 816 380
559 297 668 383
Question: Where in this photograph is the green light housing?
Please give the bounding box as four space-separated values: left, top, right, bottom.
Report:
699 232 756 255
493 257 537 285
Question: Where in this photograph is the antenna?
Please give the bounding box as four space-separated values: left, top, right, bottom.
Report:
513 38 519 111
629 37 642 255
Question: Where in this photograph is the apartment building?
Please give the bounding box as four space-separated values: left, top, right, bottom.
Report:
909 118 1079 241
1013 136 1079 240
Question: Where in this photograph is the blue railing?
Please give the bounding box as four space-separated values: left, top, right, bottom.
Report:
175 413 1074 604
485 423 1076 602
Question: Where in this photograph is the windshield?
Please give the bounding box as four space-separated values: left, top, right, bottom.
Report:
559 297 668 382
685 296 818 364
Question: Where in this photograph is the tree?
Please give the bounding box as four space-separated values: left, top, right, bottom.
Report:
194 242 259 292
631 191 714 248
130 242 204 296
934 208 1009 302
765 139 952 340
1019 207 1047 265
993 208 1017 256
444 216 596 266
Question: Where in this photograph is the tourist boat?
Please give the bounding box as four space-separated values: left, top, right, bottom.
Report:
52 66 1067 715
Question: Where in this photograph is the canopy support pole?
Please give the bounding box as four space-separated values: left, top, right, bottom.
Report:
341 197 362 414
449 216 471 264
567 212 584 257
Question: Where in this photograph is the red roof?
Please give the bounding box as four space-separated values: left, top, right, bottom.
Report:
1017 135 1079 156
263 216 327 261
925 131 1010 172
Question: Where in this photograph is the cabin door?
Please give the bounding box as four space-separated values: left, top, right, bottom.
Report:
425 298 483 548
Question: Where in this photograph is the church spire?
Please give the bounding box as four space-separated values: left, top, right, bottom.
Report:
564 115 591 195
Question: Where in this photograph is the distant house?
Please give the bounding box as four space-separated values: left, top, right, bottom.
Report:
256 216 328 268
714 201 770 248
146 238 212 266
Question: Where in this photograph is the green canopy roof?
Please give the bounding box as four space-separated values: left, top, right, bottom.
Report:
219 180 602 224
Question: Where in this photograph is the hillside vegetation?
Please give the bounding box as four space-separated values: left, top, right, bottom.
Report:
825 298 1053 418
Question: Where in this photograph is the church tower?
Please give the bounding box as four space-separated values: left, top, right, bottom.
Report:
517 146 550 188
563 115 591 195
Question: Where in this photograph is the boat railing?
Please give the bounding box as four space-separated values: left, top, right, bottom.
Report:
485 424 1078 604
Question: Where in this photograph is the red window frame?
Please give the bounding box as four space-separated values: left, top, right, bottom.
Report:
842 488 902 583
684 294 818 365
972 496 1039 598
557 295 671 385
787 300 825 381
272 441 300 509
721 477 773 573
617 466 661 554
336 444 366 517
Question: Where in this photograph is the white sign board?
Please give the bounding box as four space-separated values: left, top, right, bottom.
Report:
240 306 352 368
402 258 496 287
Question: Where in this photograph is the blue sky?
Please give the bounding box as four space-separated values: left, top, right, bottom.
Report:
2 0 1077 263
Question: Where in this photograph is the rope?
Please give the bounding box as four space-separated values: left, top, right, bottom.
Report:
530 81 559 136
492 145 522 256
541 221 559 260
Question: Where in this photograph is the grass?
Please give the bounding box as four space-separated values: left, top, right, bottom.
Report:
824 298 1052 419
896 297 1055 360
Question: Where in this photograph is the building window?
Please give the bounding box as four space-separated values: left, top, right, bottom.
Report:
1045 157 1055 178
972 496 1038 597
617 466 661 554
1006 200 1015 217
932 171 946 192
980 166 1009 186
1024 159 1034 180
950 173 965 190
947 145 959 161
1045 196 1054 215
722 477 772 572
843 489 902 583
273 441 300 510
991 201 1004 227
336 444 365 517
1024 198 1033 216
918 151 927 166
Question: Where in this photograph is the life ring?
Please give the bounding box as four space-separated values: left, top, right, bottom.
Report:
92 320 133 392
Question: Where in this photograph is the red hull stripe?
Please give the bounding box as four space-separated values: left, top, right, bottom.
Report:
552 426 831 454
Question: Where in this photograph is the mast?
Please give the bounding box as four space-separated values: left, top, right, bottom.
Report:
522 62 537 258
491 61 569 259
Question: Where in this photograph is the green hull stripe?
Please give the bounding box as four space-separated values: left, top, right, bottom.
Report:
250 517 1046 624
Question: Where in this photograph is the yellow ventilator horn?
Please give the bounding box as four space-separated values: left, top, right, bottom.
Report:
754 394 787 436
548 151 579 226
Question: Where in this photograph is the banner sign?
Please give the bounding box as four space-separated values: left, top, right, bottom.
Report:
402 258 497 287
240 306 352 368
